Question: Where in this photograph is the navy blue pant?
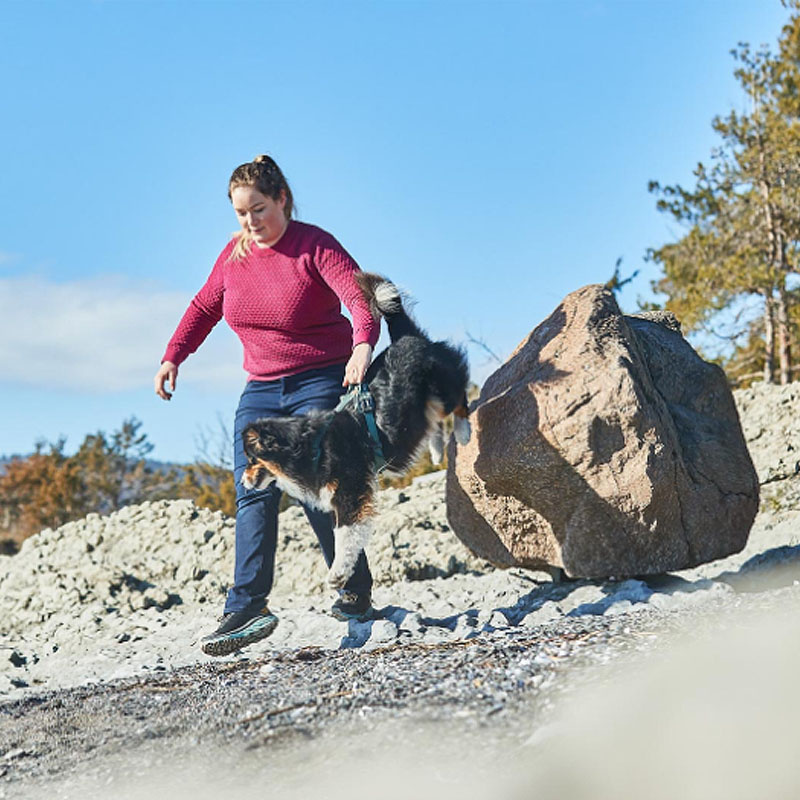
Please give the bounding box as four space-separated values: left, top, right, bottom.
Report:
225 363 373 613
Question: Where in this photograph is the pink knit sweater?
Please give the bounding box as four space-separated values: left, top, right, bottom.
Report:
162 221 379 382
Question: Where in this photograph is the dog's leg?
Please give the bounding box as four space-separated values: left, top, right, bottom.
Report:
453 405 471 445
328 521 373 589
429 421 444 464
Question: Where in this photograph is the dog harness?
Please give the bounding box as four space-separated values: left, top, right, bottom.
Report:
311 383 387 472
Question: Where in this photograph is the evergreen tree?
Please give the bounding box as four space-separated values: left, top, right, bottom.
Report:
648 12 800 384
76 418 175 513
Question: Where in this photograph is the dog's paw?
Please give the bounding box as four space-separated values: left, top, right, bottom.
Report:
327 565 350 590
454 416 471 446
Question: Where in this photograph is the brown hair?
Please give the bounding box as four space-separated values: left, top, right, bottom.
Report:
228 155 295 259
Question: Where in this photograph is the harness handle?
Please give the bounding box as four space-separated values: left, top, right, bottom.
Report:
315 383 387 471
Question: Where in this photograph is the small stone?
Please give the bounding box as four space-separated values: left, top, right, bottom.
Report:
453 614 479 639
9 651 26 668
557 585 606 614
422 626 452 644
398 612 425 633
367 620 398 647
521 601 562 627
604 600 633 616
486 610 509 630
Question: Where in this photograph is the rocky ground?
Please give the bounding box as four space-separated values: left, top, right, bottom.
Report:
3 384 800 798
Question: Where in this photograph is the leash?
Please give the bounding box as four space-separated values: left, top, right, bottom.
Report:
311 383 387 471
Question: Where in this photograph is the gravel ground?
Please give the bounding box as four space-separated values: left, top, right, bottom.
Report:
0 607 667 799
5 383 800 798
4 581 798 800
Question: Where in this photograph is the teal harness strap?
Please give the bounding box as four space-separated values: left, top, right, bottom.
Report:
334 386 359 413
311 383 387 472
352 383 387 471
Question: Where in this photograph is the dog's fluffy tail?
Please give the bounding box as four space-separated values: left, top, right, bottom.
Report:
355 271 423 341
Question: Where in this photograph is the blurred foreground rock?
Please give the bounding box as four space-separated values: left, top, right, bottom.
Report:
447 284 759 578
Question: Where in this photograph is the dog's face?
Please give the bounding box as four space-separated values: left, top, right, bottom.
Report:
241 424 279 491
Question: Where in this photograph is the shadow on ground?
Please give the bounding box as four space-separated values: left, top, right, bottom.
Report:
333 542 800 651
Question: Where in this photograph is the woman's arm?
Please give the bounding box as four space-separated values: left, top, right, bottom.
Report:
156 243 231 399
313 232 380 385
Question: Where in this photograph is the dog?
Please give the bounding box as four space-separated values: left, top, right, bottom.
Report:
241 273 472 590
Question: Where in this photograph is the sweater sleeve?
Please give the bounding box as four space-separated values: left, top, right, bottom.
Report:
161 244 230 366
313 233 380 349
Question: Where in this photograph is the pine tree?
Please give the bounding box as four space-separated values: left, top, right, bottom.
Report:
648 14 800 384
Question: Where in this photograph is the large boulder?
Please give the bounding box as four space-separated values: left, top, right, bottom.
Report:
447 285 759 578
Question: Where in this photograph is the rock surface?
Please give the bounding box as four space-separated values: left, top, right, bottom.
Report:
447 285 759 578
735 381 800 484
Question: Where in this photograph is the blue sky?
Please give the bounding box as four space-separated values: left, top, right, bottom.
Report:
0 0 790 463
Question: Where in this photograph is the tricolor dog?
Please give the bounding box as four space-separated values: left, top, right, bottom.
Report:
241 273 471 589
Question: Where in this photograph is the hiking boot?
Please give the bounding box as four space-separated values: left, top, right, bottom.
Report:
200 605 278 656
330 591 373 622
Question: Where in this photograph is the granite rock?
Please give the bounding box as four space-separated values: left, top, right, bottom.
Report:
447 285 759 578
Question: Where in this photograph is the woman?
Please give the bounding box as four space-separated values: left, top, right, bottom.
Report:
154 155 378 657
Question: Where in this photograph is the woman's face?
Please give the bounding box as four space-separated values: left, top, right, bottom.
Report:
231 185 288 248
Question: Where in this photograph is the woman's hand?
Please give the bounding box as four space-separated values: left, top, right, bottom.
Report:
154 361 178 400
343 343 373 386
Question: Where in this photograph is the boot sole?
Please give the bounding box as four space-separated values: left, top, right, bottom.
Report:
201 614 278 657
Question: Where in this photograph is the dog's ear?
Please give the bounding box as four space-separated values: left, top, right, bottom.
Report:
242 425 275 456
242 427 261 456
